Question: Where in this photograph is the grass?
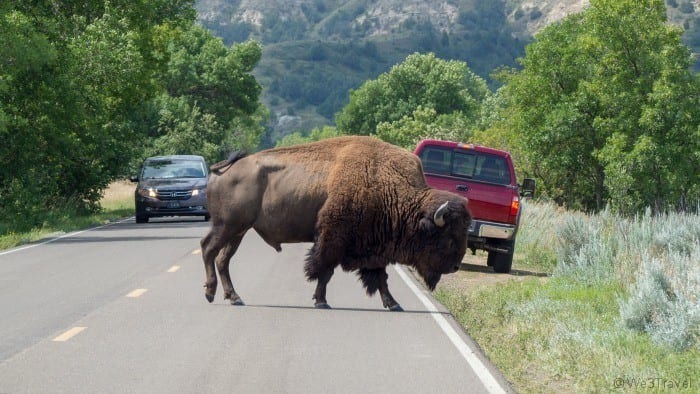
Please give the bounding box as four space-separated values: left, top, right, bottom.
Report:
435 200 700 392
437 278 697 392
0 180 135 250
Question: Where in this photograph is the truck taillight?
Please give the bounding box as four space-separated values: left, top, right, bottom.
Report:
510 195 520 217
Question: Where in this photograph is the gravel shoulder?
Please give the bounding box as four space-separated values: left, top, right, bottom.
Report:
436 252 549 293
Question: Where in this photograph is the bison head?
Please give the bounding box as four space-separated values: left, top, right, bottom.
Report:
413 194 472 291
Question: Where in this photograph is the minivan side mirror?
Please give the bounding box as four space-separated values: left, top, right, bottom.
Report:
129 175 139 183
520 178 536 198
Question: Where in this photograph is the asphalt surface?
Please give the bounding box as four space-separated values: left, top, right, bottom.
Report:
0 217 511 393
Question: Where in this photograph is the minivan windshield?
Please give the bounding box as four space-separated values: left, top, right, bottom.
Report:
419 147 511 185
142 159 207 179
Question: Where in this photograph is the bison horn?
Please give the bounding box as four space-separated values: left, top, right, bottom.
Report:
433 201 450 227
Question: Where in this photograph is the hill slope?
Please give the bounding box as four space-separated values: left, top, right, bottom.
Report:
196 0 700 144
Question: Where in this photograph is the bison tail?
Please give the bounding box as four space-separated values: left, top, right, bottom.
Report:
210 151 247 174
304 244 322 281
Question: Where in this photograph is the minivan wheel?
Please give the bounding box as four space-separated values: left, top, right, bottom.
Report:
136 214 149 224
204 214 210 222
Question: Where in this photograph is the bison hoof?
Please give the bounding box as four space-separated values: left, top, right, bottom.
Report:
388 304 404 312
314 302 331 309
205 293 215 303
230 297 245 306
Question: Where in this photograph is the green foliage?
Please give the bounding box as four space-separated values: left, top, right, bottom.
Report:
1 2 172 230
335 52 489 137
374 106 474 149
164 28 262 122
1 1 265 233
137 26 264 165
275 126 343 147
494 0 700 214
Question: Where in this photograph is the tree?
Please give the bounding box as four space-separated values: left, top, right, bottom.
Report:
374 106 474 149
494 0 700 213
143 26 265 164
0 1 198 230
335 53 489 137
275 126 343 147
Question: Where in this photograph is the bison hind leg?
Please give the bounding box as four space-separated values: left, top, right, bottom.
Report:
304 243 336 308
358 268 403 312
304 243 324 280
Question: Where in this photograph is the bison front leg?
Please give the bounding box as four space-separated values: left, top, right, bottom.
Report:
359 268 403 312
215 237 244 305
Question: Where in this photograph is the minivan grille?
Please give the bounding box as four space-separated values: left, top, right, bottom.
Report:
156 190 192 200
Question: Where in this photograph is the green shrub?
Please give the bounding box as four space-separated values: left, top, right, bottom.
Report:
619 247 700 351
514 200 560 272
548 203 700 351
553 213 616 283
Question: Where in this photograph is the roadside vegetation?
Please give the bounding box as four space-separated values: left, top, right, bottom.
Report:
0 181 134 251
435 201 700 392
1 1 264 235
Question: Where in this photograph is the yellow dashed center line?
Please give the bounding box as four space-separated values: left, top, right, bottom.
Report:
167 265 180 273
53 326 86 342
126 288 148 298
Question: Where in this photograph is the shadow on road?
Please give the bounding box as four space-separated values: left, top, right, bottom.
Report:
211 303 452 315
458 262 549 278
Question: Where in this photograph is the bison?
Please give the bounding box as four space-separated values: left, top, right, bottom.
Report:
200 136 471 311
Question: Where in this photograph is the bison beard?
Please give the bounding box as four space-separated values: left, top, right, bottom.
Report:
200 136 471 311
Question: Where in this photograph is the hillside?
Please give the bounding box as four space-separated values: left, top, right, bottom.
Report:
195 0 700 145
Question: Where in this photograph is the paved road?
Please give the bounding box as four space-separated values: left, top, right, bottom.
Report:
0 218 510 393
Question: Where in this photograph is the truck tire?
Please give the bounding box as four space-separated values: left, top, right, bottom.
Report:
136 214 149 224
488 250 513 273
487 239 514 273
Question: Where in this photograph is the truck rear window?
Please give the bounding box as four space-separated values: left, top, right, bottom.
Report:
419 146 511 185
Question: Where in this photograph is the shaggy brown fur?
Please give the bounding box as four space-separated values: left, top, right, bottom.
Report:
200 136 471 310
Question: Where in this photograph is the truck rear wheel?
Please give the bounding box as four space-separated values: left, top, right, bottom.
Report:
488 250 513 273
487 239 514 273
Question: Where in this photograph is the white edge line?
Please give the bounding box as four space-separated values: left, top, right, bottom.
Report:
0 217 134 256
394 265 507 394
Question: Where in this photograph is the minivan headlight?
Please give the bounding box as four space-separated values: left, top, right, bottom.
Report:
138 188 157 198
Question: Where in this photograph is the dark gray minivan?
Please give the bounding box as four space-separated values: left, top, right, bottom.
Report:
130 155 209 223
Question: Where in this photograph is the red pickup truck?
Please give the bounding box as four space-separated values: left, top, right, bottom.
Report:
414 139 536 273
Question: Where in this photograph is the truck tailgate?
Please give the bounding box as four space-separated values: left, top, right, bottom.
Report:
425 176 513 224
